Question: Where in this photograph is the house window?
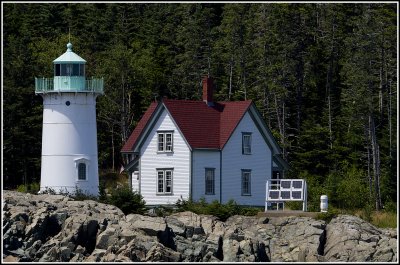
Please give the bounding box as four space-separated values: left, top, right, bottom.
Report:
242 132 252 154
78 163 86 180
157 169 173 194
241 169 251 196
205 168 215 195
158 131 173 152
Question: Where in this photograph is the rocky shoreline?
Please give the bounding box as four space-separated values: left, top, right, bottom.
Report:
2 190 397 262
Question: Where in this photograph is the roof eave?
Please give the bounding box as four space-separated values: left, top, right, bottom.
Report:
273 154 290 170
132 102 164 153
248 103 283 155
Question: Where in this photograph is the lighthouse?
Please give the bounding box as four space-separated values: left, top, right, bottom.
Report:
35 42 103 196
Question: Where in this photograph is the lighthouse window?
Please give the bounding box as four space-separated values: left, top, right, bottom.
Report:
66 64 73 76
55 64 84 76
55 64 61 76
79 64 85 76
78 163 86 180
73 64 80 76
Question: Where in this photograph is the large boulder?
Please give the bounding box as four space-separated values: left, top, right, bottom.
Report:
324 215 397 262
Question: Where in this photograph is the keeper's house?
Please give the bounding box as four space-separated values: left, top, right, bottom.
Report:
121 77 288 206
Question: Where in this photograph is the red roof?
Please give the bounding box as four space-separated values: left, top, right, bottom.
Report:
121 99 252 152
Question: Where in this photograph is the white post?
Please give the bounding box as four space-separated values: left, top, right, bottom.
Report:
320 195 328 212
303 181 307 212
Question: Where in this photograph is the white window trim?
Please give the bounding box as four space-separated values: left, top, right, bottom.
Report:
74 158 90 182
157 131 174 153
241 169 251 196
156 169 173 195
242 132 252 155
205 168 215 195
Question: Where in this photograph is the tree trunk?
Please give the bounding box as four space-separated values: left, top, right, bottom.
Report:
111 125 115 172
388 80 392 162
229 58 233 100
365 125 372 199
326 20 336 150
369 115 382 210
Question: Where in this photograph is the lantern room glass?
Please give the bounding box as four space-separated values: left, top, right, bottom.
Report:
54 63 85 76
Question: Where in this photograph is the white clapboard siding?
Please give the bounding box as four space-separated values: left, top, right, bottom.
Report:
139 110 190 205
221 111 272 206
192 150 221 203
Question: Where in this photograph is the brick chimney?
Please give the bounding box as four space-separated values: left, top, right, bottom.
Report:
202 76 214 106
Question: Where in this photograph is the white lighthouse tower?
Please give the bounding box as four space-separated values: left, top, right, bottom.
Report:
35 42 103 196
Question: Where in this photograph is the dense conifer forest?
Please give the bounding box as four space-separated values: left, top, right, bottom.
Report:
2 2 397 211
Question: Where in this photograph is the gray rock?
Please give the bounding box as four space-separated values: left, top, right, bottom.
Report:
59 246 72 261
324 215 396 262
84 248 106 262
126 214 166 236
145 243 182 262
96 226 119 249
3 191 397 263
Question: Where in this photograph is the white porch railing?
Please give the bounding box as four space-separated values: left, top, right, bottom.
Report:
265 179 307 212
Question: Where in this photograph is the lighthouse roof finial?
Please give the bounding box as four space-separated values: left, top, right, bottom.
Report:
53 41 86 63
67 42 73 52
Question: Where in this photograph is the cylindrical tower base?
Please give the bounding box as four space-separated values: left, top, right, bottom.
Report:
39 92 100 196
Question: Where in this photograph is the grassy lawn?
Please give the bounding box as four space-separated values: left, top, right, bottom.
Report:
370 211 397 228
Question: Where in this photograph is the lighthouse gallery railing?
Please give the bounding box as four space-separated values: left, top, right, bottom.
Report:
35 77 104 94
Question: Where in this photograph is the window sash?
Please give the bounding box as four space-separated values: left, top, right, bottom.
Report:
157 171 164 193
158 132 173 152
205 168 215 195
158 133 165 151
165 133 173 151
78 163 86 180
242 134 252 154
165 170 172 193
157 169 173 194
241 170 251 195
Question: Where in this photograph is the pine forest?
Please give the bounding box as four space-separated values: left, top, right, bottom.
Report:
2 2 398 212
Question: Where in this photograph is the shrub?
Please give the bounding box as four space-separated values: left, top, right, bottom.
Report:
108 186 146 215
383 200 397 213
41 187 57 195
98 182 109 203
72 187 98 201
16 182 40 194
99 171 128 190
17 184 28 193
153 205 175 217
296 171 328 212
28 182 40 194
315 207 341 223
336 164 369 210
175 198 260 221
